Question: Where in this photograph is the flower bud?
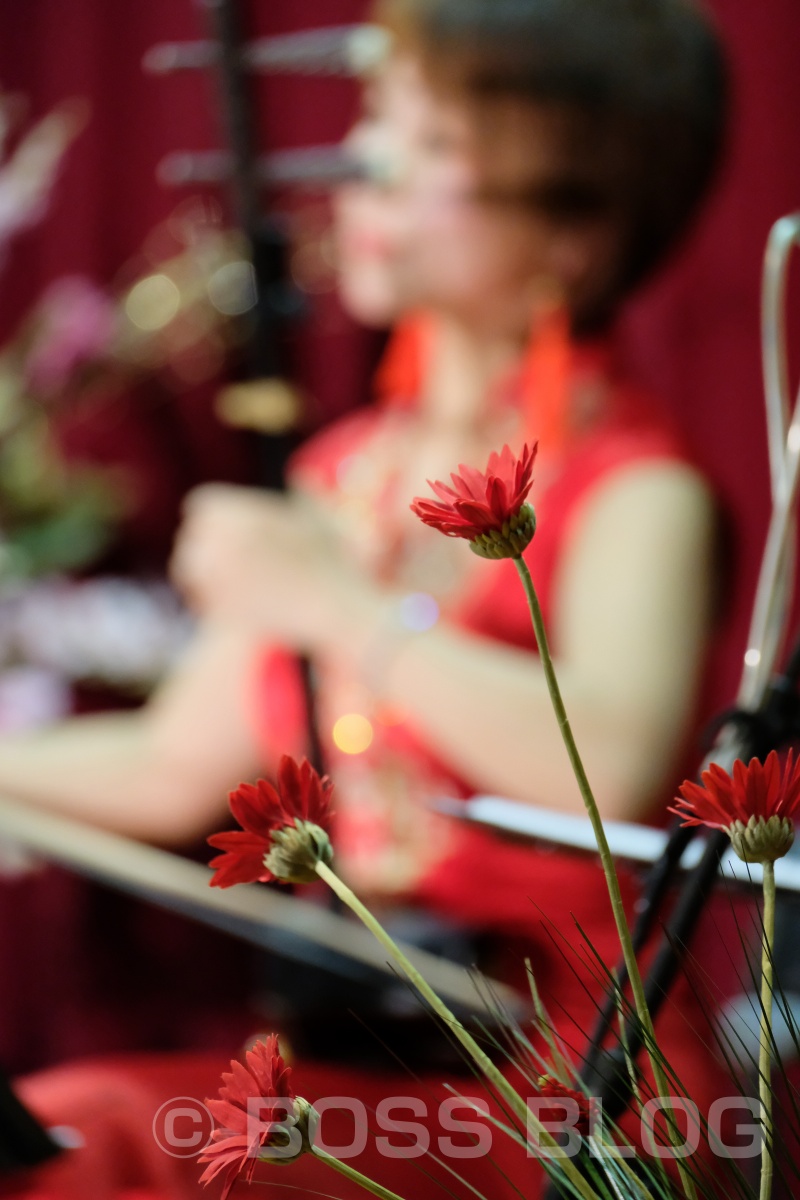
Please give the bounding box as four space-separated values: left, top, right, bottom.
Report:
469 504 536 560
295 1098 319 1155
728 815 795 864
264 820 334 883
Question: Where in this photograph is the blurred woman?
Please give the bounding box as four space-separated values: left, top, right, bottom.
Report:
0 0 725 854
1 0 728 1039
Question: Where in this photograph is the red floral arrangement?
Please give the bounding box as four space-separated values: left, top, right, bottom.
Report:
670 749 800 862
208 755 334 888
199 1036 306 1200
410 442 537 557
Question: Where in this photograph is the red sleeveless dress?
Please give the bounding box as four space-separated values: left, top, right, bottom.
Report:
250 317 692 1037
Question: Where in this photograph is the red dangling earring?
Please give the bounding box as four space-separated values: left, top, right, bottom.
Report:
372 312 434 410
520 289 572 460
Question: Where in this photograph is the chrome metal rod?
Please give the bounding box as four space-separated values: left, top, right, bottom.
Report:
143 25 388 78
440 795 800 894
157 145 359 189
737 214 800 708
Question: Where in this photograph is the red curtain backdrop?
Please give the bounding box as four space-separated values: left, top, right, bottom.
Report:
0 0 797 1073
0 0 375 568
619 0 800 711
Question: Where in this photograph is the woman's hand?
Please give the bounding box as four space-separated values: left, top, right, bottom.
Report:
170 483 373 652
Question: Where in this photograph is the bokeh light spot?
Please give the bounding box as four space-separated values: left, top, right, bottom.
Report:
332 712 374 755
125 274 180 331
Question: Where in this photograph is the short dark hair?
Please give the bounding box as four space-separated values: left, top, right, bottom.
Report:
376 0 728 332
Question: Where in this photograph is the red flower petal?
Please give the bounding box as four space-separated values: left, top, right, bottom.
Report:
486 475 510 525
428 477 460 503
411 443 538 543
537 1077 593 1137
777 753 800 817
670 750 800 832
276 755 304 819
207 1097 249 1136
246 1034 293 1098
229 779 284 837
199 1037 299 1198
198 1134 253 1199
207 756 334 889
453 463 488 501
207 832 274 888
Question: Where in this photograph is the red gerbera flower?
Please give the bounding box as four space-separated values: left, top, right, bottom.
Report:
410 442 538 558
536 1076 593 1138
669 749 800 863
208 755 334 888
199 1035 309 1199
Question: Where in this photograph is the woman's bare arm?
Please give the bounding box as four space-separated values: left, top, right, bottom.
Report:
169 465 715 824
0 621 267 843
345 462 715 821
0 459 712 843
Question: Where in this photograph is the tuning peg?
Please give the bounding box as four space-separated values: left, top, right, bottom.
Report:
143 24 389 78
156 145 362 189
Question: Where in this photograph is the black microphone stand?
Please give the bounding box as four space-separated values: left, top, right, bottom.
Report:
0 1070 61 1175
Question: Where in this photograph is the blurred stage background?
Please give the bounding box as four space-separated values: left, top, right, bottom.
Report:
0 0 796 1074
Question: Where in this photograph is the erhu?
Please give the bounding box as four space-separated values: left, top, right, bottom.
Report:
145 4 389 772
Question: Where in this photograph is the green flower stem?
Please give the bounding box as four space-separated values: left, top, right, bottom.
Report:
314 859 602 1200
513 557 697 1200
758 861 776 1200
312 1145 411 1200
